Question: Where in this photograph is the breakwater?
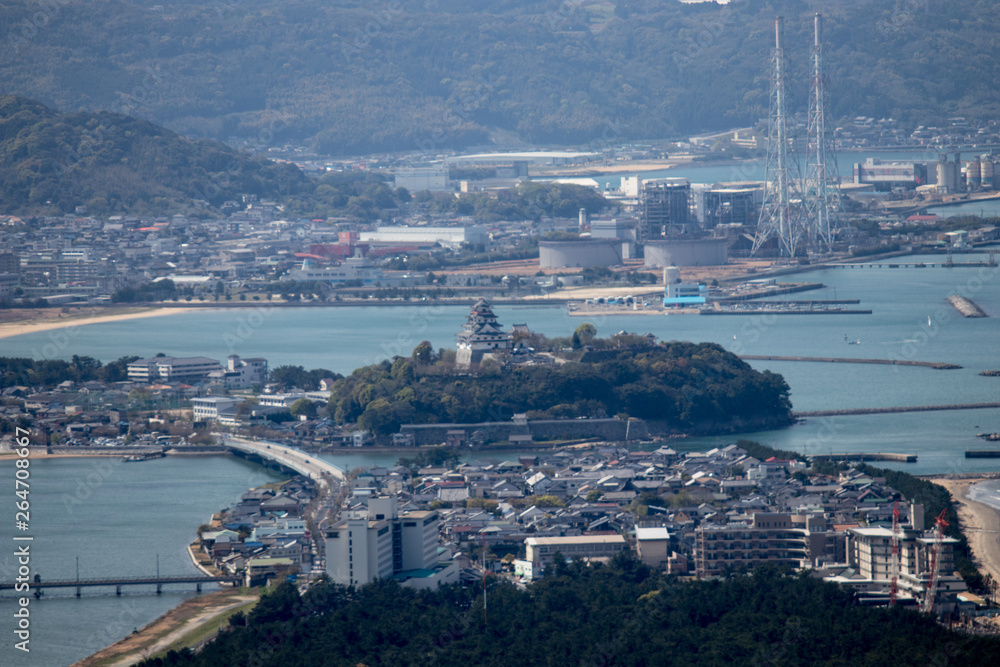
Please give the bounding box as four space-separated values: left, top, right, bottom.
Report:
947 294 988 317
740 355 961 370
795 401 1000 417
703 308 872 315
810 452 917 463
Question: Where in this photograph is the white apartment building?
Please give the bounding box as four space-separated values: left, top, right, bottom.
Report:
127 356 222 383
324 496 448 588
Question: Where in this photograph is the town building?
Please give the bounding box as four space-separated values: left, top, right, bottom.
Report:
127 356 222 383
524 534 629 573
694 512 846 578
324 496 456 589
208 355 268 389
191 396 239 422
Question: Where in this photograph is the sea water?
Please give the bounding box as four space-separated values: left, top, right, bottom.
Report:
2 256 1000 663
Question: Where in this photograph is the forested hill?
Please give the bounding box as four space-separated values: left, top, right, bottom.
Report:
136 563 1000 667
327 340 793 436
3 0 999 155
0 96 312 216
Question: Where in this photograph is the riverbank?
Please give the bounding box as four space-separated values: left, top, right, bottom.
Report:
928 474 1000 587
0 306 193 341
73 588 260 667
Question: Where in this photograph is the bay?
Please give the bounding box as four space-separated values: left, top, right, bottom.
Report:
2 255 1000 663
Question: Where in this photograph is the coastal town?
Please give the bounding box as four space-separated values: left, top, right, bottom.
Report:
7 1 1000 663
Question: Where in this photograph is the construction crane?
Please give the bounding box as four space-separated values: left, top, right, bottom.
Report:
921 509 950 614
889 498 901 606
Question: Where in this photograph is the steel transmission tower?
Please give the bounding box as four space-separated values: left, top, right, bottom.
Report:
753 16 803 257
803 13 841 252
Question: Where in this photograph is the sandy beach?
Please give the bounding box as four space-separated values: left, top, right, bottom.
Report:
930 474 1000 586
0 306 192 341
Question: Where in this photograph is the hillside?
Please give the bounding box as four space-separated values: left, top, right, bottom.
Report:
135 565 1000 666
3 0 999 155
327 338 793 436
0 96 312 216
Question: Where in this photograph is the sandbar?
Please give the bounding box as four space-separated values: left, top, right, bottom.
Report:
0 307 192 341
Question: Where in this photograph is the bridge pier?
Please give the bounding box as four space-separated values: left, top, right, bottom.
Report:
76 587 81 598
116 585 122 596
156 583 162 595
197 583 202 592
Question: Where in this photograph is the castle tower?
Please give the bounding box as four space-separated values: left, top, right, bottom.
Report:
456 298 511 367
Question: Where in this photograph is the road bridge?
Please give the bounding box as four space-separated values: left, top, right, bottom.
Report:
221 436 346 490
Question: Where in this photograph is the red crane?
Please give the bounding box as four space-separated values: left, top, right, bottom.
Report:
921 509 950 614
890 500 901 606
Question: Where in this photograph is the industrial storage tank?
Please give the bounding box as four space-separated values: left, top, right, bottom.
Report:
539 239 624 269
966 157 981 189
643 238 728 268
936 158 958 193
663 266 681 285
981 158 994 190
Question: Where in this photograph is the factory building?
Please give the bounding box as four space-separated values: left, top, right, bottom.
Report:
359 225 488 251
640 178 696 239
393 167 449 192
700 184 764 228
853 158 929 191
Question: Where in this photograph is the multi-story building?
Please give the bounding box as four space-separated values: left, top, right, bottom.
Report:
208 355 268 389
324 496 453 588
843 510 965 608
524 535 629 571
191 396 239 422
127 356 222 383
694 512 846 578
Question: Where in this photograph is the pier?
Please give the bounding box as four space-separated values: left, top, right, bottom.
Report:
0 575 239 597
810 453 917 463
741 355 961 370
703 308 872 315
834 261 997 269
795 401 1000 417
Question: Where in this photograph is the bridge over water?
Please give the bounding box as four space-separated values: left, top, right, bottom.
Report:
0 575 239 597
221 436 346 489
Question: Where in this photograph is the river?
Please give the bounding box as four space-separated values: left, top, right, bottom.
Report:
2 254 1000 664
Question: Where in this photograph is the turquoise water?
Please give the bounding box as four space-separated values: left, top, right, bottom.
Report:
0 457 286 666
2 257 1000 663
926 199 1000 219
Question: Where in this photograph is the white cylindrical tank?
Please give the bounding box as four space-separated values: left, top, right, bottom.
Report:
539 240 623 269
663 266 681 284
981 159 994 190
966 157 981 188
644 238 728 268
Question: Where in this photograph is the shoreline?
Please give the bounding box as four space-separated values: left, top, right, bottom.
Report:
927 474 1000 587
0 306 194 341
72 588 260 667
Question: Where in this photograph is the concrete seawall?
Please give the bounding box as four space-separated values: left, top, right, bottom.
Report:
795 401 1000 417
741 355 961 370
